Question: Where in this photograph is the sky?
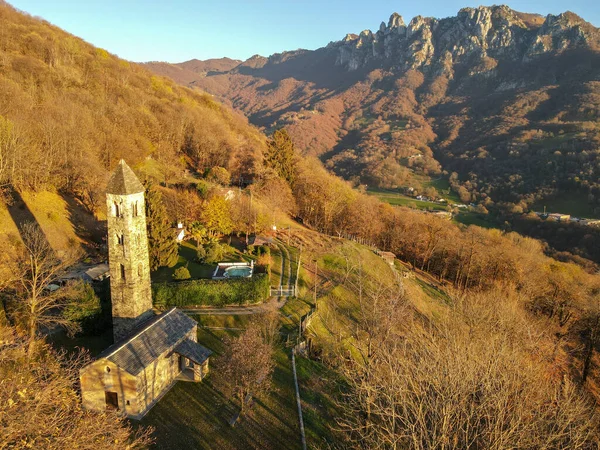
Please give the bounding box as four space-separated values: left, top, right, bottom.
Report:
8 0 599 63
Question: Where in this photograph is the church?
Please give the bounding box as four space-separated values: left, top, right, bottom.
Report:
79 160 211 420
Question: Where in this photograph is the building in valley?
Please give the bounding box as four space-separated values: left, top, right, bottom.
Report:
79 160 211 419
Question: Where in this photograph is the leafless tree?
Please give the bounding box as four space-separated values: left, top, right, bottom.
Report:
0 325 153 449
4 222 79 361
216 322 275 415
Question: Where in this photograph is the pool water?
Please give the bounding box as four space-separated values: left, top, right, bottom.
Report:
225 266 252 278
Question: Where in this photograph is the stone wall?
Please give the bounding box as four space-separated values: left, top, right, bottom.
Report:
80 359 139 417
106 190 153 341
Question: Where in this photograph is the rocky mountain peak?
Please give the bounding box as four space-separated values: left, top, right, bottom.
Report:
332 5 598 72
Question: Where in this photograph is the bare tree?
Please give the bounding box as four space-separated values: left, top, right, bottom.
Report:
216 322 275 415
336 288 599 449
5 222 78 361
0 325 153 449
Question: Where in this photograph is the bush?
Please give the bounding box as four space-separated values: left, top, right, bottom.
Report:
153 273 270 308
173 266 191 280
195 245 206 262
205 242 225 263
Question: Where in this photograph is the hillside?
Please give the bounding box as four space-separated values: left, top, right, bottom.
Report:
147 5 600 217
0 2 266 219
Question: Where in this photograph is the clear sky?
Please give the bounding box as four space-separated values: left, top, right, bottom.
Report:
8 0 599 63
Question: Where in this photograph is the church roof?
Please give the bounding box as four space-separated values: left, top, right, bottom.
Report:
173 339 212 365
93 308 205 376
106 159 145 195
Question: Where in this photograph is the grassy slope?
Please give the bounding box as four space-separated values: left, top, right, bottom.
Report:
139 328 302 450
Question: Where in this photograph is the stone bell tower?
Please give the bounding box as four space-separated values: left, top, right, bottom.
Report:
106 160 153 342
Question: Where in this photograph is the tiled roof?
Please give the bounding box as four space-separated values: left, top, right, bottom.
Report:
95 308 197 375
106 159 145 195
173 339 212 365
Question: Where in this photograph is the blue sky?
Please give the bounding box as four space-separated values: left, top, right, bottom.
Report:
9 0 599 63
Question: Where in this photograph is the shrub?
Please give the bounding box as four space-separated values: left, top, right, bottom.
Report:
195 245 206 262
205 242 225 263
153 273 270 308
173 266 191 280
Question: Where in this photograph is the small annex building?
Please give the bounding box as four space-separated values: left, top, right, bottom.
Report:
79 160 211 419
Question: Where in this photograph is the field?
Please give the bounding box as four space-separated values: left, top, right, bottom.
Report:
532 194 600 219
367 188 447 211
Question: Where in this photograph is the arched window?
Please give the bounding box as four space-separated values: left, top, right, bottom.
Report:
114 202 121 218
133 201 139 217
117 234 124 245
120 264 125 280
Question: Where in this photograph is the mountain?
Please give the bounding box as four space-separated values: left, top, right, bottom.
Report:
146 5 600 215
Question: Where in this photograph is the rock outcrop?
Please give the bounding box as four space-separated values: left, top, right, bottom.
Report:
328 5 598 72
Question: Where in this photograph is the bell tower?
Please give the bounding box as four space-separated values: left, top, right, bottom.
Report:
106 160 153 342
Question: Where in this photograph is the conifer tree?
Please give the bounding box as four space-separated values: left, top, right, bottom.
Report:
264 128 296 185
146 185 178 271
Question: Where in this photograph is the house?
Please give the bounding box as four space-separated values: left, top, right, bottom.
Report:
547 213 570 222
79 160 211 419
174 222 185 242
581 219 600 227
378 251 396 266
83 263 110 282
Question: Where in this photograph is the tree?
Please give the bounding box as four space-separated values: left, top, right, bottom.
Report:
264 128 296 185
201 196 233 238
0 326 153 449
216 322 275 414
4 222 78 361
146 185 178 271
207 166 231 186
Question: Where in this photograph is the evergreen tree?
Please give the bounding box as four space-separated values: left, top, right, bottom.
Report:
264 128 296 185
146 185 179 271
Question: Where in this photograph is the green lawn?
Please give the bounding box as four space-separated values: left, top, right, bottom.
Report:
152 240 255 282
367 188 447 211
152 241 216 282
532 194 600 219
295 356 341 449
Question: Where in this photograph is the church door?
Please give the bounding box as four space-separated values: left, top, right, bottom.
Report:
105 391 119 410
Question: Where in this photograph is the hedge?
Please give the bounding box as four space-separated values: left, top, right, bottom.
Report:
153 273 270 308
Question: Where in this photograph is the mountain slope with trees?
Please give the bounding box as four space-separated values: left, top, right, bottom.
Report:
0 1 266 214
147 5 600 216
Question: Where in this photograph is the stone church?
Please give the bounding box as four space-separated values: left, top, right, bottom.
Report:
80 160 211 419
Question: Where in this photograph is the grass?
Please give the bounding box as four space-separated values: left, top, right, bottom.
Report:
152 241 216 282
414 278 452 306
453 212 498 229
367 188 447 211
191 314 252 329
532 194 600 219
139 337 302 450
424 178 462 203
295 356 341 449
270 245 282 287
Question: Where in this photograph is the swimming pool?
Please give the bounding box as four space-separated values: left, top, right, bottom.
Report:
224 266 253 278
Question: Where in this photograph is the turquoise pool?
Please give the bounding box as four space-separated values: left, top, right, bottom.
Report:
225 266 253 278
